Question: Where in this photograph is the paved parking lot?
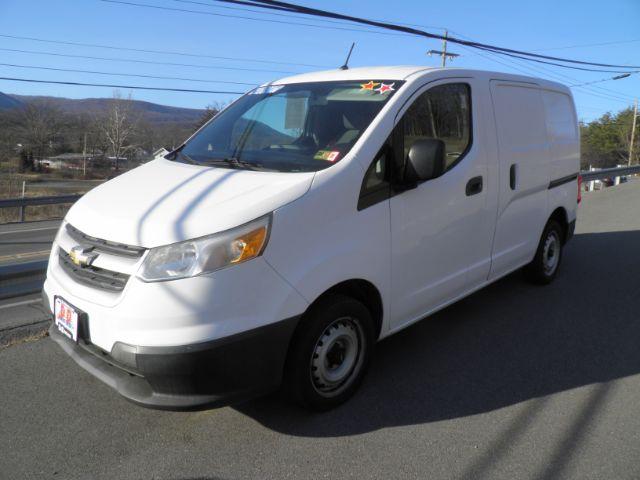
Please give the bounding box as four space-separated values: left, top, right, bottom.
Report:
2 181 640 479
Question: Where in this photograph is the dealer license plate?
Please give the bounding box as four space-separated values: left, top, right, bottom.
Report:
54 297 79 342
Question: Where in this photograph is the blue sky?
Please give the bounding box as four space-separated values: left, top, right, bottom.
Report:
0 0 638 121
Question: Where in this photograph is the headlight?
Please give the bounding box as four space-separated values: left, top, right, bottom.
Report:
137 214 271 282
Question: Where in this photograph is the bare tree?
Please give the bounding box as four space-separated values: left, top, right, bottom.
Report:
21 101 61 166
99 91 140 171
193 101 227 130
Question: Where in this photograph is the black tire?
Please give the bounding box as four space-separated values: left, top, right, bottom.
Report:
524 219 564 285
284 294 375 411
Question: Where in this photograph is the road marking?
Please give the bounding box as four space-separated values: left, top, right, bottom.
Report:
0 250 51 262
0 298 42 309
0 225 60 235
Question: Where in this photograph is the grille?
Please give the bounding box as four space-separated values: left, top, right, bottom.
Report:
66 223 145 258
58 249 130 292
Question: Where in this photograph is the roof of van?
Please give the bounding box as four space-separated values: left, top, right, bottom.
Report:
271 66 569 92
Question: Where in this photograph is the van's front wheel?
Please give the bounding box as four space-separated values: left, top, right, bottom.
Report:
525 219 564 284
285 295 375 411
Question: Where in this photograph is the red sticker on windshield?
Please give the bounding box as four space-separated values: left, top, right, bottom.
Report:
376 82 395 94
314 150 340 162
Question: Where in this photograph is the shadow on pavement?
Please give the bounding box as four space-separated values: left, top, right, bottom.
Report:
236 229 640 437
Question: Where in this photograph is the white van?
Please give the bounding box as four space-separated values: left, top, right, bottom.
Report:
44 67 580 410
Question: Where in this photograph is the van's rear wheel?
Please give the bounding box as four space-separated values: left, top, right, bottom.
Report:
285 295 375 411
524 219 564 284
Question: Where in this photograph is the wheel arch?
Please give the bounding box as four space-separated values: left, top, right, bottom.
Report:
301 279 384 340
548 206 569 243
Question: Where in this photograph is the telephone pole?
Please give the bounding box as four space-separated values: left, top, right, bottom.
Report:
82 132 87 178
441 31 448 67
427 30 459 67
629 98 638 166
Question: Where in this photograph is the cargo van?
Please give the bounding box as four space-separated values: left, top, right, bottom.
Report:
44 67 580 410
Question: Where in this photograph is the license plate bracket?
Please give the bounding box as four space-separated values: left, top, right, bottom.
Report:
54 296 85 342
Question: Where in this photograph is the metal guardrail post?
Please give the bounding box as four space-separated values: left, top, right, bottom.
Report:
19 181 26 222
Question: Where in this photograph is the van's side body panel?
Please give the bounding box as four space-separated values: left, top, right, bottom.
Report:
387 76 497 331
542 88 580 227
488 81 552 279
488 79 578 280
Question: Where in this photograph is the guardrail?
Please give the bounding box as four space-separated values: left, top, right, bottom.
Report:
0 165 639 300
0 260 48 300
580 165 640 182
0 194 83 222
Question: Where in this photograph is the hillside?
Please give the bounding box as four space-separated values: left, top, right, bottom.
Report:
1 92 203 125
0 92 24 110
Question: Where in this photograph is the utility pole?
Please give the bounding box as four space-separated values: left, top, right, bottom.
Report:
441 30 448 67
427 30 459 67
82 132 87 178
629 98 638 166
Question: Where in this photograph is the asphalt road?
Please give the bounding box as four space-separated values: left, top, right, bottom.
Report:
0 294 49 345
2 181 640 479
0 220 60 265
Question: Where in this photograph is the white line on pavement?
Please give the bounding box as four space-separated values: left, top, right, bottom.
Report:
0 298 42 310
0 225 60 235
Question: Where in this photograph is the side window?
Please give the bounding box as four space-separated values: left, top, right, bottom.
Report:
358 138 392 210
402 83 471 170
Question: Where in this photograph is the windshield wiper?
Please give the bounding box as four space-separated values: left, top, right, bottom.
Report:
203 157 267 171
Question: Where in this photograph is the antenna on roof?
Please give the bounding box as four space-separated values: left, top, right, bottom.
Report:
340 42 355 70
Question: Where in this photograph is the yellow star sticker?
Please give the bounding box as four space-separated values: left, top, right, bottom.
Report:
360 81 380 91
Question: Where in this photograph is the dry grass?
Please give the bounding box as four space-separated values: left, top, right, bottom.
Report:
0 171 99 224
0 328 49 351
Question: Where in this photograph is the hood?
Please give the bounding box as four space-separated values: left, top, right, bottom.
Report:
65 158 315 248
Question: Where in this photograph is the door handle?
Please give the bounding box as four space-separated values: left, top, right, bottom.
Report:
510 164 517 190
466 176 483 196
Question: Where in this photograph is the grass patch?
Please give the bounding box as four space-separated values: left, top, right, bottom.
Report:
0 328 49 351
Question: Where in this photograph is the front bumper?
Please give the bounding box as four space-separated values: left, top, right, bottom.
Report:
46 296 300 409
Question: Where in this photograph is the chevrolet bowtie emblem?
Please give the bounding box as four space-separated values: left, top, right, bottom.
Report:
69 245 98 267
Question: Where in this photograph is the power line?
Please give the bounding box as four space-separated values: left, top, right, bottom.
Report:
0 47 296 74
536 38 640 52
97 0 640 72
97 0 411 37
0 76 246 94
455 42 633 106
0 33 329 69
460 44 637 73
218 0 640 70
449 30 637 104
570 74 635 88
0 62 259 86
172 0 448 31
0 63 257 87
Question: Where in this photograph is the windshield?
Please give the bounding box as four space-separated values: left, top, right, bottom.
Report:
174 80 403 172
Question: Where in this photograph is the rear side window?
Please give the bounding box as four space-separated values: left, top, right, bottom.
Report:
402 83 472 170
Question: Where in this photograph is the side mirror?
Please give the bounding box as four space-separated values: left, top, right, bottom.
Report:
403 138 446 185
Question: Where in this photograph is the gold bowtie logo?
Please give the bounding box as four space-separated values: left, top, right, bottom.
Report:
69 245 98 267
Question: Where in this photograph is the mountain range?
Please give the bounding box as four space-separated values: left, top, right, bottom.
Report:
0 92 204 125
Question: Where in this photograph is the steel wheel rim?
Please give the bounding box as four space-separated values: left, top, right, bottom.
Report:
543 230 560 275
310 316 364 398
